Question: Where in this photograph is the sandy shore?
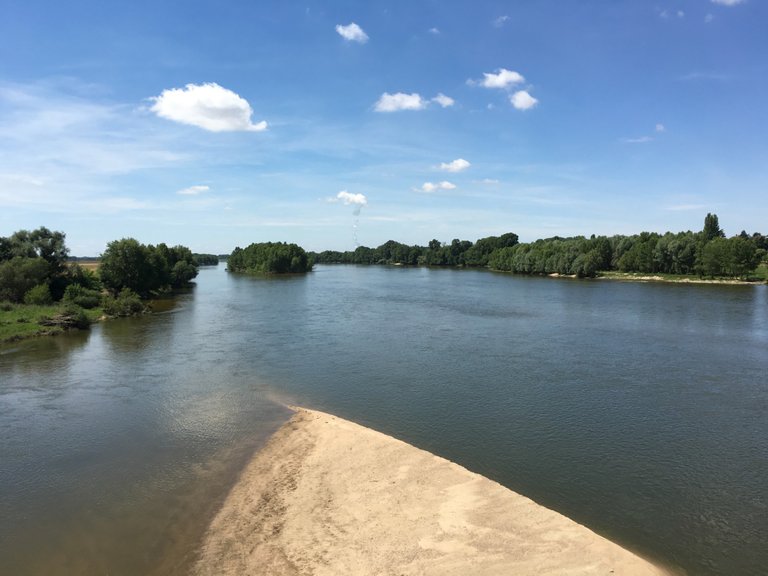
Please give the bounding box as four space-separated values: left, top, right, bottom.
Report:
194 408 669 576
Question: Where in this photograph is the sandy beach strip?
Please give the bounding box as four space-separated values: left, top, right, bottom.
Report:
194 407 670 576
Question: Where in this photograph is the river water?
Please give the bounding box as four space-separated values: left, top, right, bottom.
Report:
1 265 766 575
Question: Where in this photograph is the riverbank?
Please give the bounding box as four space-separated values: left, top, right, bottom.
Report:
0 303 102 343
194 407 670 576
596 270 767 285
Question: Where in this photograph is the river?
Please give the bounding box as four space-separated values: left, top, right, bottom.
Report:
1 264 766 575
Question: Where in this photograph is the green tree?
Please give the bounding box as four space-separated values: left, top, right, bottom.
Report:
0 257 51 302
702 213 725 242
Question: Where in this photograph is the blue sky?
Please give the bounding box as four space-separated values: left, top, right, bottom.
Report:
1 0 766 255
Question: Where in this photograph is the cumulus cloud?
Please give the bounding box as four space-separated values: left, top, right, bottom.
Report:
336 22 369 43
510 90 538 110
150 83 267 132
177 185 210 195
419 181 456 193
335 190 368 207
432 93 455 108
475 68 525 89
711 0 745 5
374 92 428 112
330 190 368 216
440 158 471 172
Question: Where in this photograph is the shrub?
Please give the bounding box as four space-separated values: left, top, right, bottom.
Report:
24 284 53 305
63 283 102 309
102 288 145 317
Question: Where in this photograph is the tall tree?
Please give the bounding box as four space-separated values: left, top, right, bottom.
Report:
702 213 725 242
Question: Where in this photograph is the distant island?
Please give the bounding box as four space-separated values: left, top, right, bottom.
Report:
227 242 312 275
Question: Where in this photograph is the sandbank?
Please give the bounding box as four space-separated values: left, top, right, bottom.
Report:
194 407 669 576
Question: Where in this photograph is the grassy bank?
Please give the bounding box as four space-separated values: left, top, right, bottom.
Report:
597 266 768 285
0 303 104 343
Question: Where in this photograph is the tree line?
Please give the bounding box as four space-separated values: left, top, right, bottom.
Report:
0 229 199 321
311 214 766 279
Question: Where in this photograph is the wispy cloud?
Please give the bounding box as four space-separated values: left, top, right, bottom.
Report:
432 93 455 108
659 9 685 18
417 181 456 193
335 22 369 43
439 158 471 172
428 27 440 35
711 0 745 6
177 185 210 196
493 15 510 28
510 90 538 110
150 83 267 132
679 71 728 81
665 203 710 212
621 136 653 144
655 123 666 133
374 92 427 112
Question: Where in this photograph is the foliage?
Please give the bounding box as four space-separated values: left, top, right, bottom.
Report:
63 283 102 309
24 284 53 305
227 242 312 274
99 238 198 296
310 233 519 268
193 253 220 266
67 263 102 291
101 288 146 317
0 257 51 302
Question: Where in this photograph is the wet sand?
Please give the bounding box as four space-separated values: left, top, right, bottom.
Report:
194 408 670 576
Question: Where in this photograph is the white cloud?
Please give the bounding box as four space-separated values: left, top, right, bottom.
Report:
655 123 666 133
335 190 368 207
432 93 455 108
374 92 428 112
419 181 456 193
493 15 510 27
330 190 368 216
429 27 440 35
480 178 499 185
150 83 267 132
476 68 525 89
711 0 745 5
336 22 369 43
440 158 471 172
177 185 210 196
510 90 538 110
705 13 714 22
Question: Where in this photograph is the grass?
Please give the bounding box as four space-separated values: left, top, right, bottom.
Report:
0 302 103 343
598 268 768 284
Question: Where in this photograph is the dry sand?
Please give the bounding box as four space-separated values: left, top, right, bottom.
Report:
194 408 669 576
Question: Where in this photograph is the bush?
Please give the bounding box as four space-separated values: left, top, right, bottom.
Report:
102 288 145 317
24 284 53 305
63 283 102 309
